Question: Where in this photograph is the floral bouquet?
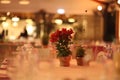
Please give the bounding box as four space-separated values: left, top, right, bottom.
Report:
50 28 74 57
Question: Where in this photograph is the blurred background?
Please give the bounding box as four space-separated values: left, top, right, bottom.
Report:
0 0 120 44
0 1 120 79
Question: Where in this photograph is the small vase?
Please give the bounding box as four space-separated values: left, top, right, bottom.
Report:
76 57 84 66
59 55 71 67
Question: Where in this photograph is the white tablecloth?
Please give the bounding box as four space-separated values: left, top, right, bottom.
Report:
0 58 117 80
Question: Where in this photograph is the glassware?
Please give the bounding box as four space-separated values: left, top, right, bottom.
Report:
7 43 55 80
105 43 113 59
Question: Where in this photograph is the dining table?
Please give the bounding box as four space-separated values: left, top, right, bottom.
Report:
0 41 119 80
0 57 117 80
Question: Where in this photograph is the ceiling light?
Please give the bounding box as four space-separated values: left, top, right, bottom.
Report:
12 16 20 22
54 19 63 25
0 0 11 4
97 5 103 11
117 0 120 4
68 18 75 23
57 9 65 14
19 0 30 5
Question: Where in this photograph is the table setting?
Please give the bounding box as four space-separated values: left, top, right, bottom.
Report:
0 28 120 80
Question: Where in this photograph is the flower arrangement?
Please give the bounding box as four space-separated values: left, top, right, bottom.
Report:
50 28 74 57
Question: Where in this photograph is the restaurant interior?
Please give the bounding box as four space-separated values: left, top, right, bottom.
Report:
0 0 120 80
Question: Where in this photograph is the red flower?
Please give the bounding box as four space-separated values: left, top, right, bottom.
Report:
50 32 58 42
50 28 74 57
50 28 74 43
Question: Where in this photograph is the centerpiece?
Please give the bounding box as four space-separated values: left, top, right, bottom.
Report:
50 28 74 67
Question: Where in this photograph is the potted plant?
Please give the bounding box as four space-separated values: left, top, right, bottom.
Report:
76 46 85 66
50 28 74 67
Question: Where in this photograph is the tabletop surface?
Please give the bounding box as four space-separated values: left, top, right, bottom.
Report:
0 58 116 80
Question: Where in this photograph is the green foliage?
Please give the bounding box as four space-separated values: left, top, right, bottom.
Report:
76 46 85 57
50 28 74 57
56 40 72 57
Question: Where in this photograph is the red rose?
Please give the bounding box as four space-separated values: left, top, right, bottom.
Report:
50 28 74 43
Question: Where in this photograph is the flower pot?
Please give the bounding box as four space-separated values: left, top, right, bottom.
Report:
59 55 71 67
76 57 84 66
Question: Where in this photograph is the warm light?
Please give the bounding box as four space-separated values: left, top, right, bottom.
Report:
13 22 18 27
118 0 120 4
0 16 6 21
26 24 35 35
54 19 63 25
12 16 20 22
7 12 10 16
0 0 11 4
19 0 30 5
26 19 33 24
68 18 75 23
57 9 65 14
2 21 9 30
9 36 17 40
97 5 102 11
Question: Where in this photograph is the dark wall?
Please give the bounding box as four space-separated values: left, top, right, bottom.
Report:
103 11 116 42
